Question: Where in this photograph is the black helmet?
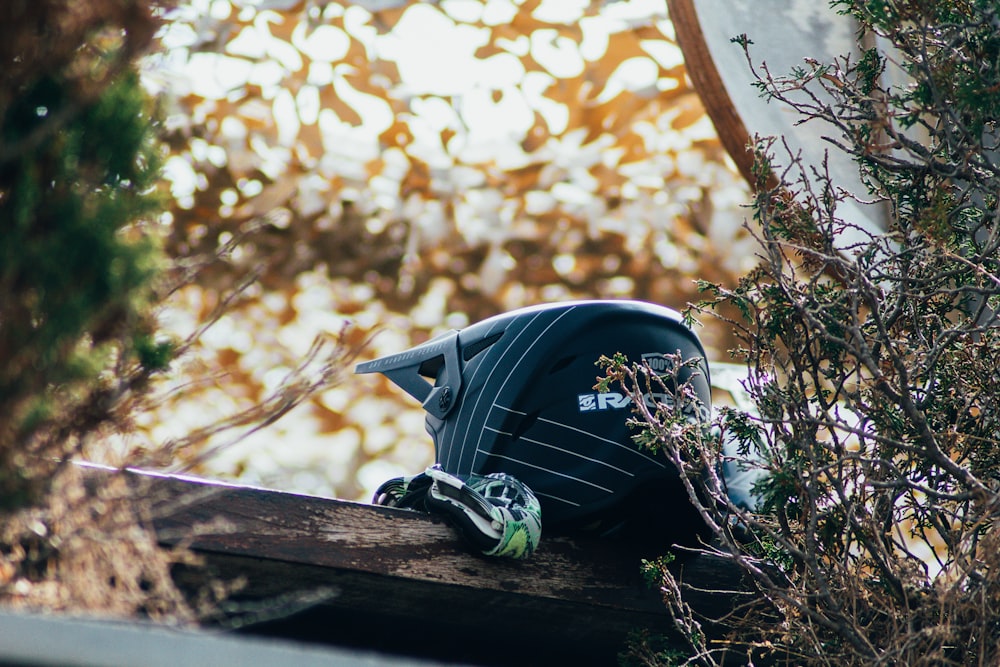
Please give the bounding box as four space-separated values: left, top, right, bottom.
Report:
356 300 712 545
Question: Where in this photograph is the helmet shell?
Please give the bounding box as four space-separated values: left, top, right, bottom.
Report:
356 300 711 534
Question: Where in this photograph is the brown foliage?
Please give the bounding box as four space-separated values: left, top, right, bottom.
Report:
0 466 197 622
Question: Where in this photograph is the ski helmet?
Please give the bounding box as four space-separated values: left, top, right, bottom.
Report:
356 300 712 543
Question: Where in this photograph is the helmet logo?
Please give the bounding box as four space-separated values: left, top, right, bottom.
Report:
578 390 669 412
578 389 710 422
578 392 631 411
640 352 675 376
578 351 710 422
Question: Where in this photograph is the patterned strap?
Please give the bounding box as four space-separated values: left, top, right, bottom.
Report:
425 465 542 559
372 471 433 509
375 466 542 559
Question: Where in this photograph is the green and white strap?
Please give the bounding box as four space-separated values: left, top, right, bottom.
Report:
374 466 543 559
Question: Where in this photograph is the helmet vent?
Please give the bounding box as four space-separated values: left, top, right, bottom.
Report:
549 355 577 374
417 355 445 378
462 331 504 361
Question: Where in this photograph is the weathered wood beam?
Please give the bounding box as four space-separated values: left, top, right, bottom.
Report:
116 468 753 665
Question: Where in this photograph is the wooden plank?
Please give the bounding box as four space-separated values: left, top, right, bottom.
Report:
112 468 754 664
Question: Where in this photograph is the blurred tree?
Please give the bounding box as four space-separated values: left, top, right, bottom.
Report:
0 0 210 620
0 0 172 508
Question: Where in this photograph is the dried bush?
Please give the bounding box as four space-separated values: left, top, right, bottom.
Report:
609 1 1000 664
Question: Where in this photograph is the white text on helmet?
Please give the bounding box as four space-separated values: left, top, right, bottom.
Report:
578 391 710 423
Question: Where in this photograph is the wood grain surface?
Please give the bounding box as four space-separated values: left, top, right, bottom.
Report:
112 468 759 664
